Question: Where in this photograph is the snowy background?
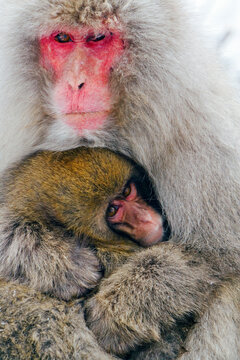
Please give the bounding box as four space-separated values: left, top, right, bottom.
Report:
192 0 240 89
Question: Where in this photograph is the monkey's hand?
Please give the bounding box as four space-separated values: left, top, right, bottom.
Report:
0 215 102 300
85 243 217 356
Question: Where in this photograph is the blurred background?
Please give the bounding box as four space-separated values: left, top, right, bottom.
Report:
192 0 240 89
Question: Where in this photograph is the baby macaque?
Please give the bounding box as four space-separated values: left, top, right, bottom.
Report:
0 147 166 300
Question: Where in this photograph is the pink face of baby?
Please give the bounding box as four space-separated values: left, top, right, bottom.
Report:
39 27 124 133
107 182 164 247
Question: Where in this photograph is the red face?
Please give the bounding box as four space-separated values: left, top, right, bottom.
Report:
106 183 164 247
39 27 124 133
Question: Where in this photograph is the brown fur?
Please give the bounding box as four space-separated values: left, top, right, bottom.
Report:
0 147 220 359
0 276 237 360
85 244 220 358
0 279 114 360
0 246 217 360
0 148 141 300
1 0 240 359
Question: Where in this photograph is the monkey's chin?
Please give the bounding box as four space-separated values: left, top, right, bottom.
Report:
137 224 163 248
64 111 109 133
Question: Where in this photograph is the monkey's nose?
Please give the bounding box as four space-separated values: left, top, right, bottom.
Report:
78 83 85 90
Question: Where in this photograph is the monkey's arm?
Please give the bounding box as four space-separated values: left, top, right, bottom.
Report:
128 277 240 360
129 280 240 360
0 207 102 300
0 279 116 360
85 243 218 357
177 277 240 360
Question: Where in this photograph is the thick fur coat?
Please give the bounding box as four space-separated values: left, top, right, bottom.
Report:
0 0 240 359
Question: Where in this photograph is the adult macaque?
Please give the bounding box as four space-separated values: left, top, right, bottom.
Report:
0 147 217 359
0 0 240 358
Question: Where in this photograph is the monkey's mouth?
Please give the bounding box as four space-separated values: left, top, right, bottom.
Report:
64 111 109 132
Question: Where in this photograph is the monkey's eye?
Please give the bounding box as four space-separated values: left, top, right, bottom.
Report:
86 33 106 43
54 33 73 43
106 205 119 218
122 183 138 201
123 185 131 198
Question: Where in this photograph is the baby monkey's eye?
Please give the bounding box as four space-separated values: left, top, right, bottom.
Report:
106 205 119 218
123 185 131 198
54 33 73 43
122 182 138 201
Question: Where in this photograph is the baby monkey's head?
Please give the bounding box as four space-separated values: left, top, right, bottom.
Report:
6 148 167 253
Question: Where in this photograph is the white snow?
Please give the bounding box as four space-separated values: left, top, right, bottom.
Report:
192 0 240 87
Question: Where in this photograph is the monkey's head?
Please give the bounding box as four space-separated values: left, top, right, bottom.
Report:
61 148 164 250
5 0 191 157
6 148 165 253
38 13 124 140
